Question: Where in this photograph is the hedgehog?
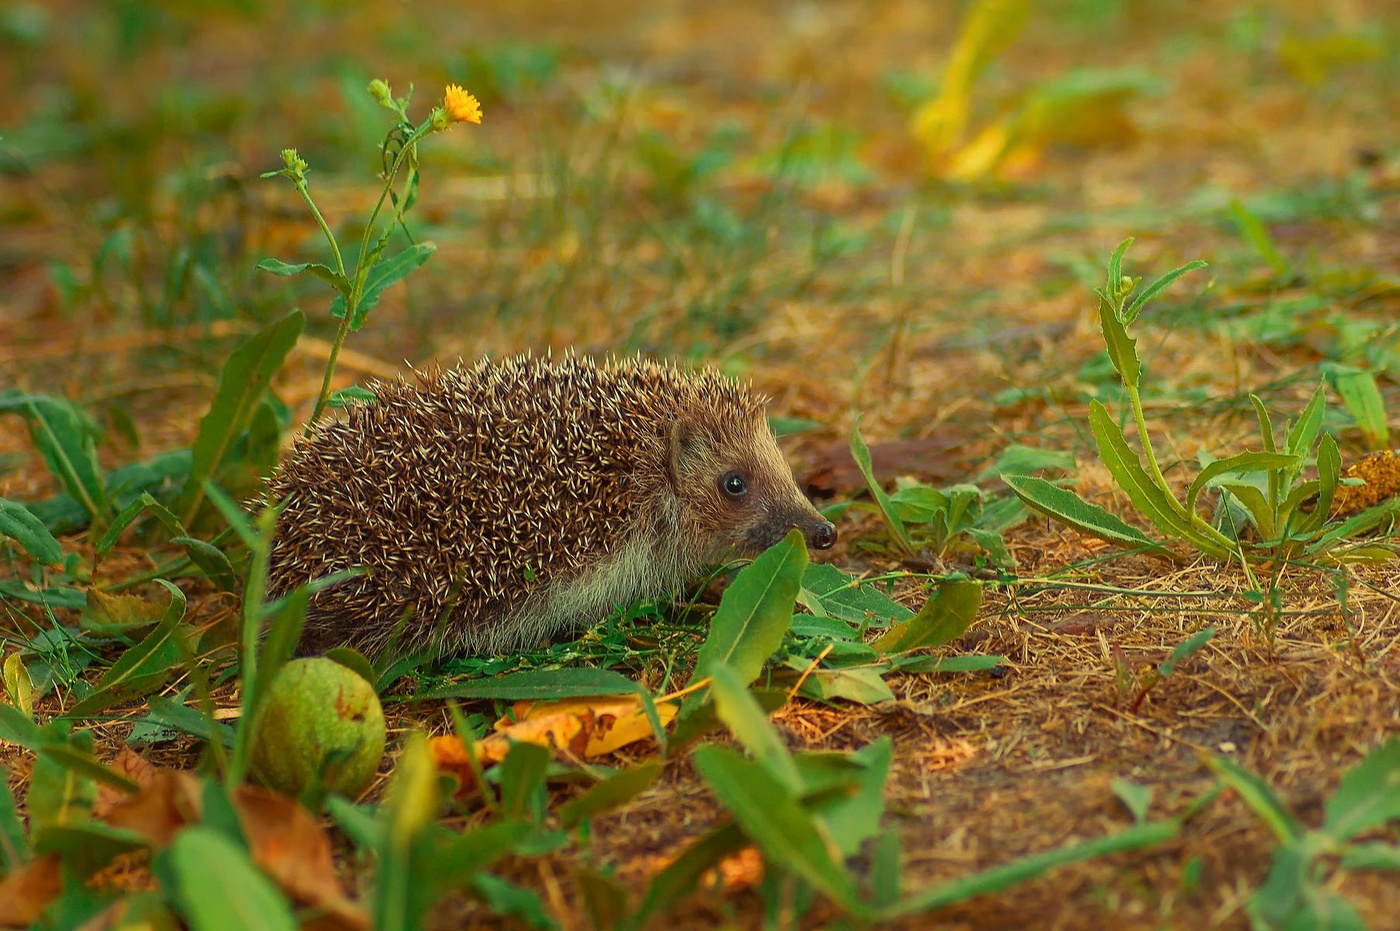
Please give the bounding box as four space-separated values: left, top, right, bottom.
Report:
263 354 836 661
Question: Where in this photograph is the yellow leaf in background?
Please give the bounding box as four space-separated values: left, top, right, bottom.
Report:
1280 33 1383 87
911 0 1030 161
3 652 33 718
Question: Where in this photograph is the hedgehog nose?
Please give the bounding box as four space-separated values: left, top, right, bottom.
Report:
807 519 836 551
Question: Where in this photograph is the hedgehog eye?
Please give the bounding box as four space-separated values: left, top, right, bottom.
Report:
721 472 749 499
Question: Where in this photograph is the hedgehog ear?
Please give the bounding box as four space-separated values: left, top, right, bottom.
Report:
668 418 703 487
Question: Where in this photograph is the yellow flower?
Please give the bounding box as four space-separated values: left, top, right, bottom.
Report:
443 85 482 124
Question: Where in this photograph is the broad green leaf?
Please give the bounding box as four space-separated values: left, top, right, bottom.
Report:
37 744 141 795
172 536 239 593
692 745 863 914
1002 474 1165 552
1246 842 1309 930
1215 480 1275 539
160 827 297 931
1308 433 1342 532
255 258 349 293
710 664 801 791
870 829 902 909
331 242 437 331
410 667 644 701
145 696 234 747
419 821 530 905
1089 402 1233 559
1098 289 1140 387
798 738 892 856
557 762 663 829
849 419 911 553
68 580 188 719
796 666 896 704
1251 395 1277 453
498 741 550 824
1292 887 1366 931
1321 736 1400 842
871 578 982 654
0 393 107 526
0 703 41 748
577 868 629 931
798 563 913 626
471 873 553 929
980 444 1075 480
176 309 305 525
0 579 86 609
27 732 99 837
1329 367 1390 451
1202 753 1302 844
1307 497 1400 555
1187 452 1299 517
895 653 1008 674
691 530 808 688
79 588 169 636
878 819 1178 918
0 498 63 565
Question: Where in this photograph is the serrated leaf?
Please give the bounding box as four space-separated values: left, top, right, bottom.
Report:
330 243 436 331
67 580 188 719
1001 473 1166 552
1122 259 1208 324
0 498 64 565
692 745 864 914
255 258 349 293
1089 401 1233 559
176 310 305 526
871 579 982 654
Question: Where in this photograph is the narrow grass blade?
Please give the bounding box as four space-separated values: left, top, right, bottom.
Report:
1329 367 1390 451
1229 198 1289 278
1286 384 1327 458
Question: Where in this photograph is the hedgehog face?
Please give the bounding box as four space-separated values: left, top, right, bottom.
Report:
668 412 836 565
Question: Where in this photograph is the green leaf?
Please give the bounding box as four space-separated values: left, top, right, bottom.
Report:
255 258 350 293
1110 779 1152 823
894 653 1008 674
1321 736 1400 843
798 562 913 626
1339 842 1400 871
1309 433 1342 532
471 873 555 930
577 868 630 931
1328 366 1390 451
1307 496 1400 555
1088 402 1233 559
1158 627 1215 677
67 580 188 719
27 732 98 837
1251 395 1277 453
1105 238 1131 300
172 536 240 593
871 579 982 654
176 309 305 526
796 665 896 704
557 763 662 829
0 766 26 872
633 823 748 925
1229 198 1290 278
1122 259 1208 324
797 737 891 857
1002 474 1166 553
331 242 437 331
691 530 808 688
849 419 912 553
878 819 1179 918
498 741 550 824
0 703 42 748
1098 289 1141 387
1186 452 1300 517
710 664 801 791
410 667 645 701
0 393 107 526
32 822 150 878
0 498 63 565
1202 752 1302 844
1246 842 1309 930
145 696 235 746
1285 384 1327 459
159 827 298 931
692 745 864 914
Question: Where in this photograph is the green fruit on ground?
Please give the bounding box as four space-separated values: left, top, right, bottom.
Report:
250 657 386 797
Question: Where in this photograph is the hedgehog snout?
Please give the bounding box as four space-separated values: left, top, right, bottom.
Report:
806 518 837 551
